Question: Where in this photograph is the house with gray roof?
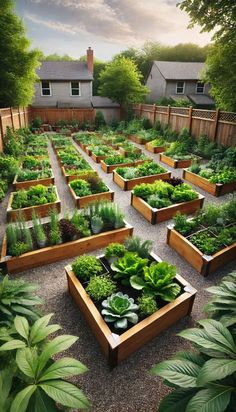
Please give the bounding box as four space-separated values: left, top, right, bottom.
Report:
146 61 215 107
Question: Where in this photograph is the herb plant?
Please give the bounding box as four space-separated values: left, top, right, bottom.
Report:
86 275 116 301
72 255 104 281
138 295 158 316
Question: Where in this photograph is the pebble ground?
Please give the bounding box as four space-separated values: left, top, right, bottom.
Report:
0 137 235 412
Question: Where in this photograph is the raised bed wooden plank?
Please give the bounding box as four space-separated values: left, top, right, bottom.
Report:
167 225 236 276
145 142 166 154
160 154 193 169
100 159 149 174
183 169 236 197
13 171 54 190
1 222 133 274
131 192 204 224
68 184 114 208
113 170 171 191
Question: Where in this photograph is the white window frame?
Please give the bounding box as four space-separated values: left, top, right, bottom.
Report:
196 81 205 94
176 81 185 94
70 81 81 97
41 81 52 97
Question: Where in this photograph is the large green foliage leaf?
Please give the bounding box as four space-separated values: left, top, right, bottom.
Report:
28 388 58 412
185 387 232 412
0 367 15 410
37 335 78 373
29 314 54 344
197 359 236 386
39 357 88 381
158 388 198 412
0 339 26 351
14 316 29 340
151 359 201 388
197 319 236 355
16 348 38 379
39 380 90 409
10 385 36 412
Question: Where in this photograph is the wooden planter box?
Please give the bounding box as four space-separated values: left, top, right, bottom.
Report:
61 166 97 182
13 171 54 190
131 192 204 224
119 147 142 157
7 187 61 222
66 253 196 367
167 225 236 276
113 170 171 191
85 147 92 156
160 153 195 169
183 169 236 197
69 184 114 208
100 159 148 174
0 222 133 274
91 153 108 163
128 135 146 144
145 142 166 154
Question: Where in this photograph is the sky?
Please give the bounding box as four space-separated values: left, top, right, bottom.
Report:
15 0 213 61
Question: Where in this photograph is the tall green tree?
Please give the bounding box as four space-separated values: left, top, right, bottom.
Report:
0 0 41 108
43 53 76 61
179 0 236 41
203 35 236 111
98 57 149 105
179 0 236 111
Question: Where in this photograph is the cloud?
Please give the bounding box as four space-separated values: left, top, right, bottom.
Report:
26 0 212 47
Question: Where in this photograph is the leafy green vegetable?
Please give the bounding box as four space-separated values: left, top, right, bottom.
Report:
111 252 148 286
101 292 139 329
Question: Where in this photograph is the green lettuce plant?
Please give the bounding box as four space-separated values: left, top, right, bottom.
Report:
101 292 139 329
111 252 148 286
130 262 181 301
0 314 90 411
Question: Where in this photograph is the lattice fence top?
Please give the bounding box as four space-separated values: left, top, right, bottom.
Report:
170 107 189 115
192 109 216 120
219 111 236 123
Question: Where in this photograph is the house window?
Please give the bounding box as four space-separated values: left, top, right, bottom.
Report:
41 81 51 96
196 82 205 94
176 81 185 94
70 81 80 96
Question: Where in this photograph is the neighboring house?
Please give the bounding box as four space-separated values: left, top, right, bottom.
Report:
146 61 215 107
31 47 120 122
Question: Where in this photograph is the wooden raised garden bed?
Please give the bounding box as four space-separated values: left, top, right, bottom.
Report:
61 166 97 182
113 170 171 191
100 159 148 174
91 153 112 163
119 147 142 157
145 142 166 154
0 222 133 274
6 187 61 222
166 225 236 276
66 252 196 367
85 147 92 156
183 169 236 197
131 192 204 224
68 184 114 208
128 135 146 144
160 153 195 169
13 171 54 190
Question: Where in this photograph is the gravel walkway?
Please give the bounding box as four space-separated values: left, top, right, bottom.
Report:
1 138 235 412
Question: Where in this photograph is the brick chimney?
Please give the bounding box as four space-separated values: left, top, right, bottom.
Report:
87 47 93 74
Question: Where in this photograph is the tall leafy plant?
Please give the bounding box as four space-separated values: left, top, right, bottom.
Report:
0 314 90 411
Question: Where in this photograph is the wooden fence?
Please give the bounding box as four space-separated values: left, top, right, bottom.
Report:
30 107 95 125
0 107 30 152
133 104 236 147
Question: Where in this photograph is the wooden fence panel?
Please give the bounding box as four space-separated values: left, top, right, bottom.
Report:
30 107 95 124
132 104 236 147
0 107 30 152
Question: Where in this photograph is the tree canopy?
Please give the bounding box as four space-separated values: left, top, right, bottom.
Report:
98 57 149 105
43 53 76 61
179 0 236 41
0 0 41 107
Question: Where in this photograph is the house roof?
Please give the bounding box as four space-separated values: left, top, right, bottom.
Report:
154 61 205 80
36 61 93 81
188 94 215 105
91 96 120 108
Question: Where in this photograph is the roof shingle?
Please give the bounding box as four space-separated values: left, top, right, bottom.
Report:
154 61 205 80
36 61 93 80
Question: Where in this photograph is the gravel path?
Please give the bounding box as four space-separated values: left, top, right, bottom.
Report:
1 138 235 412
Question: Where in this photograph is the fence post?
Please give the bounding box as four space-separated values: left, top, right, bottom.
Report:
153 104 156 125
139 104 142 117
188 106 193 134
23 107 27 127
10 107 15 131
213 108 220 141
18 107 22 128
167 105 171 125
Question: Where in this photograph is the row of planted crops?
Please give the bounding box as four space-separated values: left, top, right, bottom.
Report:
0 119 236 410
